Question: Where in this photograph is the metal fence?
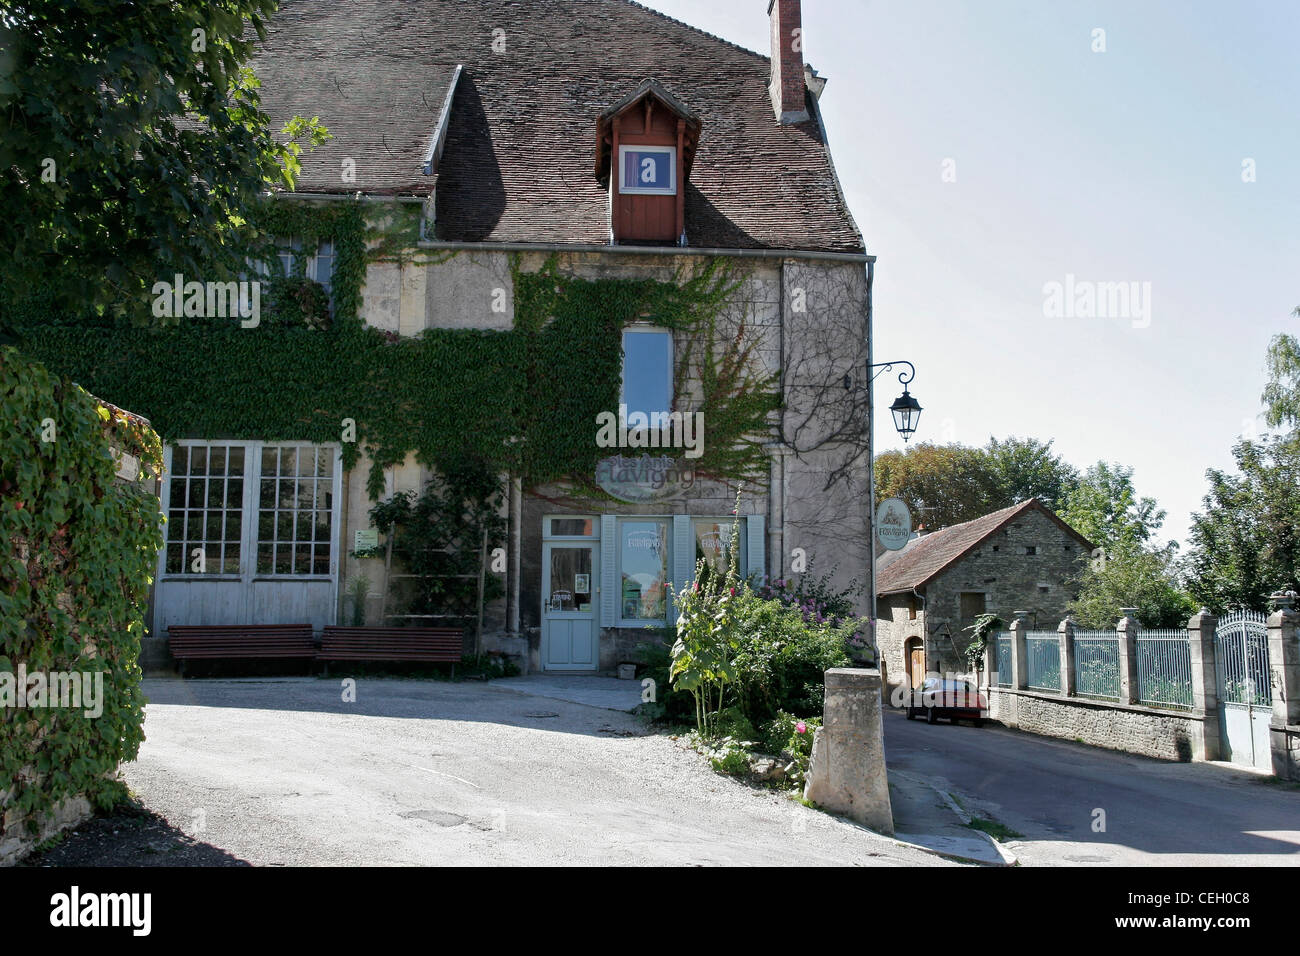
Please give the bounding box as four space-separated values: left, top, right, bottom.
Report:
1216 609 1271 705
994 633 1013 686
1136 629 1194 710
1074 631 1121 700
1026 633 1061 692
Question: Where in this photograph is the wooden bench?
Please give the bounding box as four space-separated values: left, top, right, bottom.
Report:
318 626 463 676
168 624 316 675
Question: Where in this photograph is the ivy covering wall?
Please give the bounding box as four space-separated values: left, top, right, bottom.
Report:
11 200 780 500
0 348 164 837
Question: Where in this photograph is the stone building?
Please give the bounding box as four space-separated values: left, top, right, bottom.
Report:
875 499 1094 689
114 0 877 673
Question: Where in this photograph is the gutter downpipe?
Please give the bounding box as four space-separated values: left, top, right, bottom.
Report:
866 258 878 659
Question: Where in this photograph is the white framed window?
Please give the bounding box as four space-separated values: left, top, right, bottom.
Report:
618 145 676 195
544 516 596 539
617 517 670 624
161 440 339 579
621 327 673 423
164 444 247 575
256 445 336 575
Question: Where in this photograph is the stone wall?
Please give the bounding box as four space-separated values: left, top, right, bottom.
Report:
987 687 1203 762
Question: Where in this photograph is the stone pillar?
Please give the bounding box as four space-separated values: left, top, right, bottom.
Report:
1268 592 1300 778
984 636 999 690
1188 608 1221 761
1010 611 1029 691
1059 617 1076 697
1117 608 1141 705
803 668 894 834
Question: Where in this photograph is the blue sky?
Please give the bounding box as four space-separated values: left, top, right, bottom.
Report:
640 0 1300 546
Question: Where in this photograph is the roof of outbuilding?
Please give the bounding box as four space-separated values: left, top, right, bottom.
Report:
251 0 865 253
875 499 1095 596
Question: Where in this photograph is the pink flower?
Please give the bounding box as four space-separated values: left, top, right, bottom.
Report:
795 721 807 734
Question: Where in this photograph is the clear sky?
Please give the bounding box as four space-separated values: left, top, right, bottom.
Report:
639 0 1300 547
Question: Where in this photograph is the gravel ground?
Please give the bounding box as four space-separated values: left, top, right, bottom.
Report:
42 677 949 867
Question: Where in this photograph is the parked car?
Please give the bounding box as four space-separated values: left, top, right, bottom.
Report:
905 677 987 726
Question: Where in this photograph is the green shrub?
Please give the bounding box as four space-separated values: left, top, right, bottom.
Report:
714 705 758 744
729 591 853 725
761 711 819 759
634 635 695 724
710 744 750 776
1 349 164 835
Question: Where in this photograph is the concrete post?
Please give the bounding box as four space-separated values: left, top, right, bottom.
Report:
1010 611 1029 691
1268 592 1300 779
804 668 894 833
1059 617 1076 697
1188 608 1221 761
1117 608 1140 705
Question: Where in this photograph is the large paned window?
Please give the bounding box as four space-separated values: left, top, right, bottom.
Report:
162 441 337 578
618 518 669 623
165 445 245 574
257 446 335 575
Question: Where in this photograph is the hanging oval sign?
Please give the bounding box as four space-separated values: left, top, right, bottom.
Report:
876 497 912 551
596 454 696 503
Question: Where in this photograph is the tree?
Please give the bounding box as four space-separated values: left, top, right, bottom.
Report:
874 442 1001 530
1058 462 1165 551
1183 436 1300 611
0 0 326 336
875 435 1078 530
1069 541 1195 629
1261 306 1300 431
984 436 1079 512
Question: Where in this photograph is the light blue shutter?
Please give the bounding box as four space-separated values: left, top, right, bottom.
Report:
600 515 617 627
672 516 695 620
746 514 766 585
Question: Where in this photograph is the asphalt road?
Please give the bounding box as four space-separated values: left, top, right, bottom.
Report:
883 709 1300 866
118 677 947 867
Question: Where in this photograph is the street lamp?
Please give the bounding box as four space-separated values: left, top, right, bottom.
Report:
870 360 922 442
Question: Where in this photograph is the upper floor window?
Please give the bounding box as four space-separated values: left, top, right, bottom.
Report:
621 328 672 421
619 146 676 195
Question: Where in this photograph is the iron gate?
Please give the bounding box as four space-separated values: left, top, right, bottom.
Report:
1215 610 1272 770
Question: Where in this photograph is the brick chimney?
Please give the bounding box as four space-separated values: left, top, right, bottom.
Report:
768 0 809 123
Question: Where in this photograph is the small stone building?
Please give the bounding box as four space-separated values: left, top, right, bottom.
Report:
875 499 1093 689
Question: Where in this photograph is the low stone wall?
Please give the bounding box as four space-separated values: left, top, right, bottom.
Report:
1271 724 1300 780
987 687 1204 762
0 794 93 867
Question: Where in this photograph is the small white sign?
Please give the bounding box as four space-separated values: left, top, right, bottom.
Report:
354 529 379 552
876 498 912 551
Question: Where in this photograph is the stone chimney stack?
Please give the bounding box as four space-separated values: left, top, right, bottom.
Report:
768 0 809 123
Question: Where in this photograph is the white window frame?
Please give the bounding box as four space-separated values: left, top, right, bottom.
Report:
617 145 677 195
157 440 342 583
615 515 671 627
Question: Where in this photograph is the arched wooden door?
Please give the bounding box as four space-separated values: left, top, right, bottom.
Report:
906 637 926 689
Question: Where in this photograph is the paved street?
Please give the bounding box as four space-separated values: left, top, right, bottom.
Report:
884 709 1300 866
118 677 947 867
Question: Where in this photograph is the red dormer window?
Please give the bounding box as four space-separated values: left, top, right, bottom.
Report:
596 79 701 245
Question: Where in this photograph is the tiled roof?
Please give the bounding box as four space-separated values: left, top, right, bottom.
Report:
875 500 1093 595
252 0 865 252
